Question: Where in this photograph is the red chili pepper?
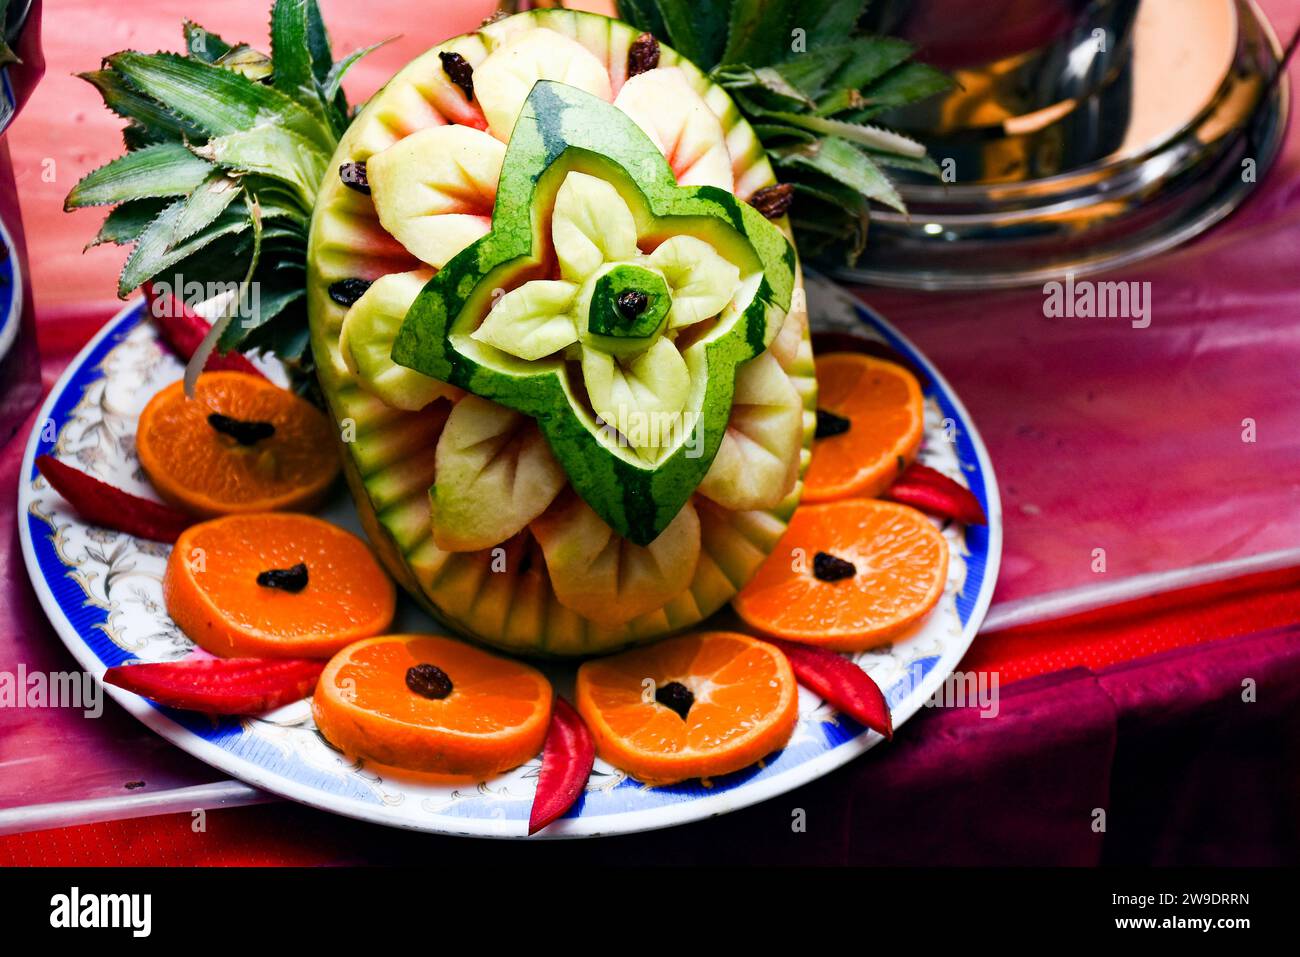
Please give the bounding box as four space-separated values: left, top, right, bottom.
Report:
767 638 893 740
103 657 325 715
36 455 193 543
885 462 987 526
528 696 595 835
143 282 266 379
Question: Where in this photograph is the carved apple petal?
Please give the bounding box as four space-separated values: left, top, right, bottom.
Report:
531 493 701 626
649 235 741 329
474 28 613 141
471 279 580 360
698 352 803 510
367 125 505 268
582 338 691 451
552 171 639 282
613 67 734 191
432 395 566 551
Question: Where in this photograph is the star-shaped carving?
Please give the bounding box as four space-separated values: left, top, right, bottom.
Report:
392 81 795 545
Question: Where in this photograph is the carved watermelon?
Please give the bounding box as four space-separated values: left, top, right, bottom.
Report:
307 8 815 656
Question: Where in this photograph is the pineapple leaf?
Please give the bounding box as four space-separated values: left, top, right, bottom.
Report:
615 0 667 38
851 62 954 118
793 0 871 51
714 67 813 111
826 36 914 93
270 0 317 100
864 150 942 177
618 0 948 265
650 0 729 70
778 137 905 213
182 21 233 62
723 0 798 67
302 0 336 85
87 199 169 248
192 125 327 210
760 111 926 157
65 143 214 209
322 38 395 103
118 201 246 296
117 197 302 297
771 42 857 100
218 280 305 351
107 51 334 152
167 173 243 247
752 122 818 146
79 69 204 144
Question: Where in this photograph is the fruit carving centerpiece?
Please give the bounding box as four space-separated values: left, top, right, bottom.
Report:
309 9 815 655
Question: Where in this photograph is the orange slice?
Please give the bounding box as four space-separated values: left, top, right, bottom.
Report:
164 513 396 659
732 499 948 650
312 634 552 777
137 372 341 517
804 353 924 502
575 631 798 786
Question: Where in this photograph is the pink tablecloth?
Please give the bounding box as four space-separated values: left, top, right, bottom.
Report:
1 0 1299 850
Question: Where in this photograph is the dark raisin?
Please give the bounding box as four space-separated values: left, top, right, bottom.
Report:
616 289 649 319
815 409 851 438
339 160 369 195
439 51 475 101
655 680 694 720
256 562 309 593
328 278 372 307
124 781 146 790
627 32 661 78
208 412 275 446
813 551 857 582
406 663 454 700
751 183 795 220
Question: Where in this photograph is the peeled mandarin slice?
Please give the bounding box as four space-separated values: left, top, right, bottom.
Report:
137 372 341 517
164 513 396 659
732 499 949 651
312 634 552 777
803 353 924 502
575 631 798 786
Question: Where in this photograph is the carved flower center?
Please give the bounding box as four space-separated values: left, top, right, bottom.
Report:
582 263 671 355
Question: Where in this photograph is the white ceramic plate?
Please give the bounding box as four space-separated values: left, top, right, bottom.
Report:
18 275 1001 838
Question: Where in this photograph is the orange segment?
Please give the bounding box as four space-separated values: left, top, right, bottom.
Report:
164 513 396 659
732 499 949 650
137 372 341 516
313 634 552 777
804 353 924 501
575 631 798 786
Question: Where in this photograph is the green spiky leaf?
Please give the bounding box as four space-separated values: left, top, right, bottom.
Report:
777 137 905 214
651 0 729 70
270 0 317 99
79 70 205 144
617 0 949 265
192 125 327 208
107 51 334 151
722 0 798 67
68 0 366 384
65 143 214 208
87 199 169 248
182 21 233 62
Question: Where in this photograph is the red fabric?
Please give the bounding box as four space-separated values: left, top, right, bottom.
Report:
4 567 1297 865
3 0 1299 864
967 565 1300 683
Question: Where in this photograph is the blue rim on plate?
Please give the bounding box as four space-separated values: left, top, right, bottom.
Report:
18 290 1002 838
0 212 22 364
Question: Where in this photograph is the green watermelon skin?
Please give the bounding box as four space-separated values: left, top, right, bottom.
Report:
305 8 815 657
391 80 795 546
